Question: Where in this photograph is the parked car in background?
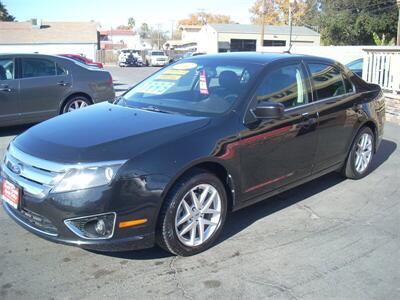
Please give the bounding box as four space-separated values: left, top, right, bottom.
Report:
60 54 103 69
118 49 143 67
346 58 363 77
0 53 115 127
145 50 168 67
0 53 385 256
169 52 206 64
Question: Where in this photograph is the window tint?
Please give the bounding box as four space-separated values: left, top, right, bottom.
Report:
0 58 14 80
56 64 67 76
255 63 308 109
343 76 354 93
22 58 56 78
308 63 346 100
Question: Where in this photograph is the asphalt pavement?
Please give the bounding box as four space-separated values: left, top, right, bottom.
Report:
0 66 399 299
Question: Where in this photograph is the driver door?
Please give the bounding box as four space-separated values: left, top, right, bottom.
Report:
0 57 20 126
239 61 319 200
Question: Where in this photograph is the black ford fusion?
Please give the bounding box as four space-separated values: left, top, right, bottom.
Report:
1 53 385 256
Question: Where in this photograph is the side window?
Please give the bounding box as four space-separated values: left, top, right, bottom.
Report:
255 63 308 109
0 58 14 80
56 64 67 76
308 63 346 100
343 76 354 93
22 58 56 78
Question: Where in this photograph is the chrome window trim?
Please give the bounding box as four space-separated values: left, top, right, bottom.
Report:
3 202 58 237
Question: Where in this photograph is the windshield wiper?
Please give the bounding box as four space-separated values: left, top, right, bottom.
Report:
139 105 173 114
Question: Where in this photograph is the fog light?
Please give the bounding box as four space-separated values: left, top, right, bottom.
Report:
64 212 116 240
95 219 106 235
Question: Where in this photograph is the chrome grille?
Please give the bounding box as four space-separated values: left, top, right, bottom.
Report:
1 143 67 198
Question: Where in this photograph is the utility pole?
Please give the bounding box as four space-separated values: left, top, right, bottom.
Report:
289 0 295 49
157 23 161 49
397 0 400 45
260 0 266 50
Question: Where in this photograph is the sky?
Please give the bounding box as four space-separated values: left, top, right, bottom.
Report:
3 0 255 32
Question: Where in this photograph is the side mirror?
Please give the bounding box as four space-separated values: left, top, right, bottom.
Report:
252 102 284 119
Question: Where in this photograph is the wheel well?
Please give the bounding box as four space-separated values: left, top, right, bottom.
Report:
362 121 378 152
173 162 235 211
60 92 93 113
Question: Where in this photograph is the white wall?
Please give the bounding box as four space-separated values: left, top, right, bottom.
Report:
0 43 97 60
110 34 142 49
197 25 219 54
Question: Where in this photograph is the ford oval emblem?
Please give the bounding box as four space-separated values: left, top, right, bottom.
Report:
10 162 23 175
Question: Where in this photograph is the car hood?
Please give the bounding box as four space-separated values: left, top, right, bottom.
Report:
14 102 210 163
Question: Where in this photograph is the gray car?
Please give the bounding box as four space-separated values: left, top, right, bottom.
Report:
0 53 115 127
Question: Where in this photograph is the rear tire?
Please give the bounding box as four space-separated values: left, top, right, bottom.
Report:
62 95 91 114
342 127 374 179
156 169 227 256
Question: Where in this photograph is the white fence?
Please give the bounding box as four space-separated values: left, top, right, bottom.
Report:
362 48 400 96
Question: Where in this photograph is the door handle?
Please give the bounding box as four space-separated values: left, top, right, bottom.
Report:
0 86 11 92
57 81 69 86
299 118 317 127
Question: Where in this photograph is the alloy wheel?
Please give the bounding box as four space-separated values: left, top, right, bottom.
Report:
175 184 222 247
67 99 88 112
354 133 373 173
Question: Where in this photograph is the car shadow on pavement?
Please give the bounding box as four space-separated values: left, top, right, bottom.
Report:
93 139 396 260
0 124 33 138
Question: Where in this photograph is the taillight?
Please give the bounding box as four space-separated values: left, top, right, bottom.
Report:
107 73 113 86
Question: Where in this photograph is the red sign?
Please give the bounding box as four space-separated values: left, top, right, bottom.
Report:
1 180 20 209
199 69 209 95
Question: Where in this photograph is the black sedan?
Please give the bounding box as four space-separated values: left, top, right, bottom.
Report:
1 53 385 256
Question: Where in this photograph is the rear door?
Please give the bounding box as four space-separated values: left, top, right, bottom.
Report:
305 62 358 172
19 57 71 123
239 61 319 200
0 57 20 126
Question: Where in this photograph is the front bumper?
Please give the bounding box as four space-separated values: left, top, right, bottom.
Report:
0 172 160 252
2 201 154 251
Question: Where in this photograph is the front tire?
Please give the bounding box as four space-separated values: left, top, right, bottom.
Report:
156 169 227 256
342 127 374 179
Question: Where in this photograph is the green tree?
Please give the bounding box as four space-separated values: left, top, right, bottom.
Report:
140 23 150 39
128 17 135 28
0 1 15 21
303 0 398 45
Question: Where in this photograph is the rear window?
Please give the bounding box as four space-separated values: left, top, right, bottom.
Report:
308 63 346 100
151 51 165 56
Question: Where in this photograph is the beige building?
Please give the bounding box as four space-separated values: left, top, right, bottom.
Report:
0 20 99 60
197 24 320 54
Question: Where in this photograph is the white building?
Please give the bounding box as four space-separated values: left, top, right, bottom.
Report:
0 20 98 60
99 29 145 50
179 25 202 42
197 24 320 54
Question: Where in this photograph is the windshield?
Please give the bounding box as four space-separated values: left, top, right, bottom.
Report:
120 59 262 116
152 51 165 56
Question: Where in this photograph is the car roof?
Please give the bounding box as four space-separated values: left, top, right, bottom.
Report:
0 53 66 59
185 52 337 66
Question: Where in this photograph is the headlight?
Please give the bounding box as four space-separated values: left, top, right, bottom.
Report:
52 162 125 193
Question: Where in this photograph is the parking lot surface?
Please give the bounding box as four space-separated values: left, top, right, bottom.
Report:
0 67 399 299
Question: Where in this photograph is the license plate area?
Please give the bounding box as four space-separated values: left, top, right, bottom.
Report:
1 179 21 209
